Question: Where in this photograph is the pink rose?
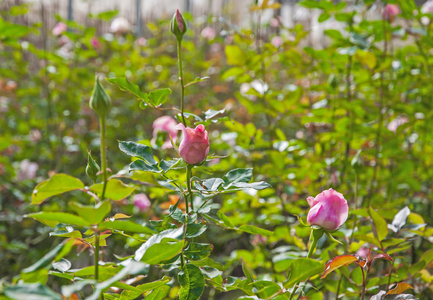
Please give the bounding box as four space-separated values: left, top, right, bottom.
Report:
133 193 151 212
151 116 178 149
384 4 399 21
356 246 370 259
201 26 216 40
307 188 349 231
52 22 67 36
387 116 408 132
91 37 101 49
175 123 210 165
271 36 284 48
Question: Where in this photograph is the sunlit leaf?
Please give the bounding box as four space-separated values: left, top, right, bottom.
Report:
284 258 324 288
369 207 388 241
386 282 413 295
321 255 358 279
32 174 84 205
90 179 135 201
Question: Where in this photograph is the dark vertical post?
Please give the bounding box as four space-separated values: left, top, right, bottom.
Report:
136 0 142 36
67 0 73 21
185 0 191 12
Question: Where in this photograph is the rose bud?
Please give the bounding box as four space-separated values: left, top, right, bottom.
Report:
175 123 209 165
170 9 187 41
384 4 399 22
89 77 111 117
151 116 178 149
133 193 151 212
307 188 349 231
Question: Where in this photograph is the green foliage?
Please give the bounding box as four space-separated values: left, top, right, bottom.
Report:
1 0 433 299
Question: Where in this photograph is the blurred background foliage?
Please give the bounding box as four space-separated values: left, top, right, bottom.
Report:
1 0 433 299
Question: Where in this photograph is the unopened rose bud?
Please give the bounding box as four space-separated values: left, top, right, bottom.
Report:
89 77 111 117
133 193 151 212
384 4 399 22
175 123 209 165
307 188 348 231
170 9 187 41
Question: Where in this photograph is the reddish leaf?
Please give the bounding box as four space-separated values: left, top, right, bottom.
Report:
321 255 358 279
355 261 366 268
386 282 413 295
373 253 393 263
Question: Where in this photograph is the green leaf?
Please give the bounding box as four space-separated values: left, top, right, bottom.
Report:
106 77 149 102
71 265 120 281
217 211 235 228
69 201 111 224
179 264 205 300
196 178 224 192
90 179 135 201
86 151 100 183
159 159 181 173
184 243 213 260
135 227 184 263
140 239 184 265
318 12 331 22
5 283 62 300
284 258 324 289
230 181 271 190
99 220 156 234
251 280 281 299
87 261 148 300
204 108 225 120
119 277 171 300
22 242 65 273
369 207 388 241
238 225 273 236
185 223 207 238
145 285 171 300
184 76 209 87
62 279 97 297
95 10 119 21
148 88 172 106
26 212 90 228
32 174 84 205
324 29 343 40
225 45 246 66
223 168 253 188
130 159 161 173
119 141 157 165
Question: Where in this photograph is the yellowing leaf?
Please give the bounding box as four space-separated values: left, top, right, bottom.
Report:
321 255 358 279
385 282 413 295
112 213 131 219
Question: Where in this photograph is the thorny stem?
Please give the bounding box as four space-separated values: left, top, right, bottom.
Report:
177 40 187 126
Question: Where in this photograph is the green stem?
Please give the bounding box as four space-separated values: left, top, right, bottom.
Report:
186 165 193 212
100 115 108 201
306 232 318 259
177 40 186 126
289 230 319 300
94 228 104 300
